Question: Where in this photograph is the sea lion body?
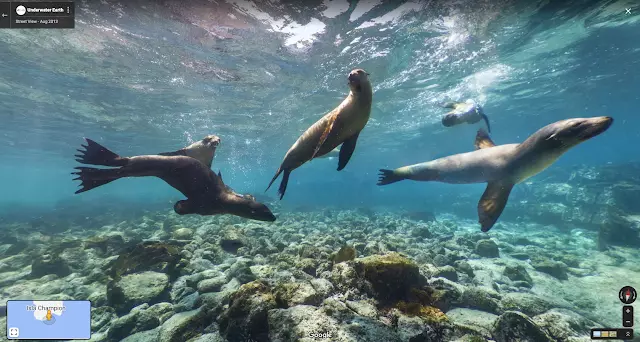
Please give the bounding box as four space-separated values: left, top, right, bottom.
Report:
267 69 373 199
317 147 341 159
72 138 276 222
378 116 613 231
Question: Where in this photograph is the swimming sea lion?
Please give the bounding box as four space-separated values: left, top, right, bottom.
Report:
75 135 221 169
266 69 373 199
377 116 613 232
72 138 276 222
317 147 341 159
441 99 491 132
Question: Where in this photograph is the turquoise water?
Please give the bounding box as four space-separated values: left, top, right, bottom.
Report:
0 1 639 341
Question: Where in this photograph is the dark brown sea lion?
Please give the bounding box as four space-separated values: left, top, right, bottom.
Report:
378 116 613 232
72 138 276 222
266 69 373 199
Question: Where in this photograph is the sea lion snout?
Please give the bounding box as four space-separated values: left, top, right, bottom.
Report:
202 135 221 147
348 69 369 84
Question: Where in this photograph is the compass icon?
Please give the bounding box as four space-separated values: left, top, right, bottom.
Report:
619 286 637 304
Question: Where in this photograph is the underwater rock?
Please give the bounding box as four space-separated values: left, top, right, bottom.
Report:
598 210 640 250
446 308 497 338
434 265 459 282
269 304 402 342
107 271 170 314
109 241 184 281
532 259 569 280
332 245 357 263
454 260 475 277
411 225 432 239
84 234 126 256
459 287 501 314
171 227 194 240
225 258 256 284
218 280 276 342
274 280 323 307
119 327 161 342
492 311 554 342
508 251 531 260
499 293 554 317
353 252 421 301
91 306 117 334
533 308 599 341
30 253 71 278
295 258 320 277
197 275 227 293
219 227 248 253
157 308 209 342
503 265 533 285
475 239 500 258
107 303 160 340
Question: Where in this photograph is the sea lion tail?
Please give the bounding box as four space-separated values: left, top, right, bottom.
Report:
72 167 122 194
277 170 291 200
377 169 405 186
75 138 126 167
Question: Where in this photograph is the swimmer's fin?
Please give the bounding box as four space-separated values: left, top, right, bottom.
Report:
474 129 496 150
311 112 339 160
75 138 127 167
337 132 359 171
478 181 513 232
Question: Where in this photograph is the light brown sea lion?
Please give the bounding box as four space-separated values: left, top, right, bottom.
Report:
377 116 613 232
266 69 373 199
75 135 221 169
441 99 491 132
72 138 276 222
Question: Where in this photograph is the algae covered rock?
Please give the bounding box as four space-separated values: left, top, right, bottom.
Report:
218 280 276 342
274 281 323 307
107 303 160 340
532 259 569 280
107 271 170 314
30 254 71 278
475 239 500 258
499 293 553 317
459 287 501 314
332 245 356 263
503 264 533 285
220 227 248 253
171 227 194 240
354 252 421 301
492 311 554 342
434 265 459 281
157 308 209 342
109 241 184 281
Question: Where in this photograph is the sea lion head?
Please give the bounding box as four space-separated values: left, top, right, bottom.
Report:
347 69 370 93
200 135 221 148
442 113 461 127
533 116 613 151
226 194 277 222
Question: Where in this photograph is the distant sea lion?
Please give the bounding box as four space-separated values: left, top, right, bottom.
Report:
441 99 491 132
75 135 221 169
377 116 613 232
72 138 276 222
266 69 373 199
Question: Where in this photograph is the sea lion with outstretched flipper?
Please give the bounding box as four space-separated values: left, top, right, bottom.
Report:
377 116 613 232
75 135 221 169
72 138 276 222
266 69 373 199
441 99 491 132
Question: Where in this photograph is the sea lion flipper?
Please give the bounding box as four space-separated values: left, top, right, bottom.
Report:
477 181 514 232
76 138 126 167
481 113 491 133
474 129 496 150
311 112 339 160
337 132 359 171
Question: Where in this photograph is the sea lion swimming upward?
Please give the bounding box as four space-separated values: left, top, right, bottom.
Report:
441 99 491 133
72 138 276 222
377 116 613 232
317 147 341 159
266 69 373 199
